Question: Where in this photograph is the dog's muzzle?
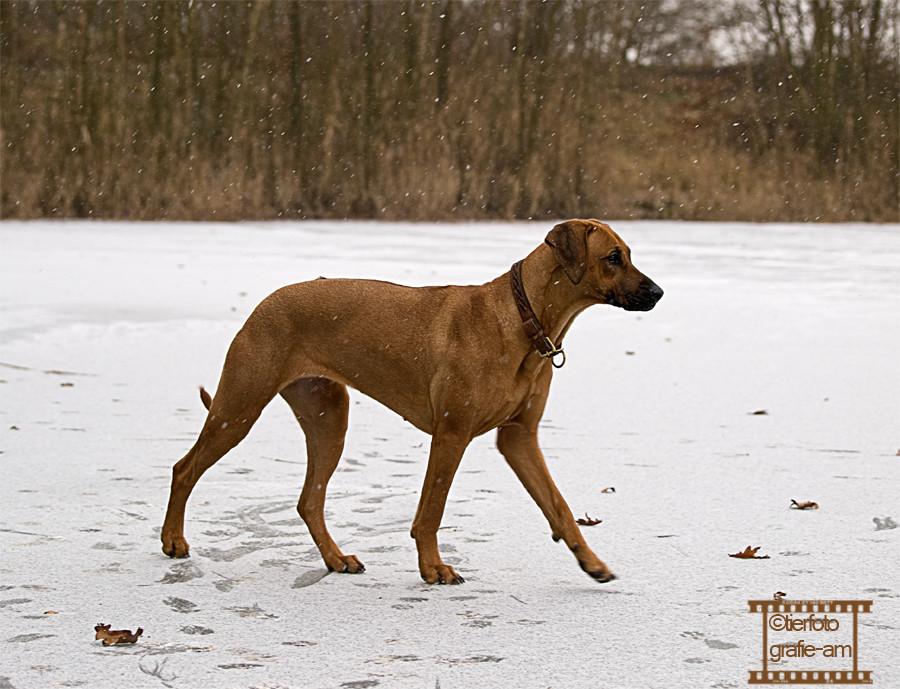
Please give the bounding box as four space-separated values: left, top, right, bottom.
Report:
609 280 664 311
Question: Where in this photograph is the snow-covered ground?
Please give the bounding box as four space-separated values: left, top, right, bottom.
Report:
1 220 898 689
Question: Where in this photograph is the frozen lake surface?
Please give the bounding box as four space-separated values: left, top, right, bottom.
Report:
1 220 898 688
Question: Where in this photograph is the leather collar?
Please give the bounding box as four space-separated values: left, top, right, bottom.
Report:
509 260 566 368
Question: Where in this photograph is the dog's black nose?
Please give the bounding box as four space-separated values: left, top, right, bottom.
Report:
625 280 663 311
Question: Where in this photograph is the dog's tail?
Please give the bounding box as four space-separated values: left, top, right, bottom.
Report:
199 385 212 411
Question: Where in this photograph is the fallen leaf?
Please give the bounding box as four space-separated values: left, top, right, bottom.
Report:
729 545 770 559
790 499 819 510
873 516 898 531
576 513 602 526
94 623 143 645
600 487 616 494
750 409 768 416
773 591 787 600
43 611 58 615
60 382 74 387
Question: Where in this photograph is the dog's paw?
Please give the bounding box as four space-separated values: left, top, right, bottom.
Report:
326 554 365 574
420 564 465 585
579 560 616 583
161 535 190 559
587 569 617 583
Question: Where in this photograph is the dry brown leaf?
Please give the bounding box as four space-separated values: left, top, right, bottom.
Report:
750 409 769 415
600 487 616 494
773 591 787 600
94 623 143 646
576 513 602 526
729 545 770 559
43 610 58 615
790 499 819 510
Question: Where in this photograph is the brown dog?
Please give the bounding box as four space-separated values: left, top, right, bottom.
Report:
161 219 663 584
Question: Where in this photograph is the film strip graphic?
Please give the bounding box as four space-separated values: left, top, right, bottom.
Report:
748 600 873 685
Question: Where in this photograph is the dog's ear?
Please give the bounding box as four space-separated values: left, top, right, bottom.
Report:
545 220 593 284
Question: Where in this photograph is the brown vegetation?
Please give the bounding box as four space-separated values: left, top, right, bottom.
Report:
1 1 897 222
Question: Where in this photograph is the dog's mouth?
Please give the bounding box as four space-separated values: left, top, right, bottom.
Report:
604 282 664 312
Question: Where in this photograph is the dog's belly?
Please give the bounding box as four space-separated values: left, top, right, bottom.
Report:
298 346 532 438
252 278 534 436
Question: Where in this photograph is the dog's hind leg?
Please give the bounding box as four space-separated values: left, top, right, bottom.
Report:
160 398 271 557
280 377 364 574
161 333 281 558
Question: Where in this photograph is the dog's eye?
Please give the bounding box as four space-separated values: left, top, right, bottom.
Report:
606 252 622 265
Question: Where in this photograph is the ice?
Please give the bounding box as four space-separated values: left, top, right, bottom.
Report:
1 220 898 688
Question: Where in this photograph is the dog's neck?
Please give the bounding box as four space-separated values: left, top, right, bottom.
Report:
506 245 594 357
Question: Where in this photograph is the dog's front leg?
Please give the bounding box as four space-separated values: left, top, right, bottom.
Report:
410 430 469 584
497 422 616 583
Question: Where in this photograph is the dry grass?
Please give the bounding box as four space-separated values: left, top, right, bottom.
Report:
2 92 895 224
1 1 896 223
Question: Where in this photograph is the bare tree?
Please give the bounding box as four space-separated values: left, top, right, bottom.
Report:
1 0 896 221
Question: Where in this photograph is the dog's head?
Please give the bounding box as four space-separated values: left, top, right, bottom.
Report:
545 219 663 311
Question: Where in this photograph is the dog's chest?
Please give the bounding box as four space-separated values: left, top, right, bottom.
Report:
465 365 548 435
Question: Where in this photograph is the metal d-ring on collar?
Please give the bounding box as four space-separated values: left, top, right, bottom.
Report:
509 260 566 368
